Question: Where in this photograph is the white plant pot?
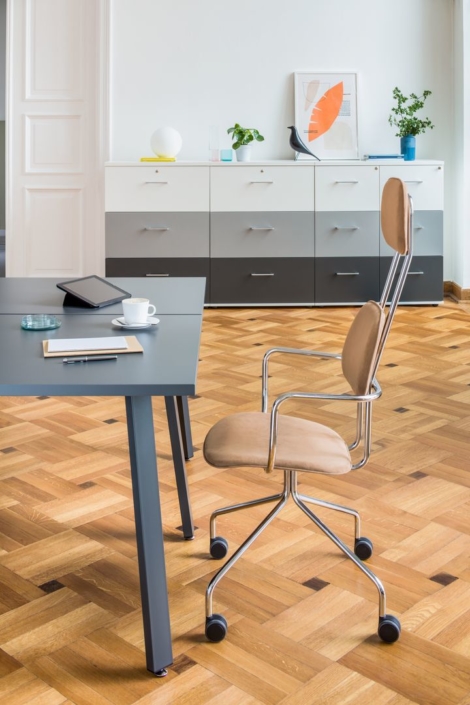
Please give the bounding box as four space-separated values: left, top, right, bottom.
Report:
235 145 252 162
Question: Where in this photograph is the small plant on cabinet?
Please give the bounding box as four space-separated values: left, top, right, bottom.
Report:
388 87 434 137
227 124 265 149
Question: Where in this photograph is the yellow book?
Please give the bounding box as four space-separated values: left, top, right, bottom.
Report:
140 156 176 162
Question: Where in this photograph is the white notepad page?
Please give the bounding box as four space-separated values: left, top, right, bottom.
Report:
47 337 129 353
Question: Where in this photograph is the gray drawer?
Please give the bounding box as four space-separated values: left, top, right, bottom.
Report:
105 212 209 258
380 210 443 256
380 256 443 303
211 258 314 304
315 212 380 257
210 212 314 257
105 258 210 301
315 257 380 304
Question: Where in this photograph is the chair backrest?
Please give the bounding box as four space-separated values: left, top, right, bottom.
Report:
342 301 386 395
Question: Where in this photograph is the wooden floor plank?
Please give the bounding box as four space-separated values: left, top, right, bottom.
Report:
0 301 468 702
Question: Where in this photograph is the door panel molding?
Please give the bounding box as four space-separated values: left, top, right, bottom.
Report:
25 0 84 101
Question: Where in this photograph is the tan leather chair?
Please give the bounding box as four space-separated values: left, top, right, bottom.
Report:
203 178 413 645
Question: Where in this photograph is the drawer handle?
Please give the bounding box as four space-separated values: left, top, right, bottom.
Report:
249 180 274 184
249 226 275 231
146 273 170 277
404 180 424 184
335 180 359 184
144 181 169 185
251 272 275 277
333 226 359 231
415 225 424 230
335 272 359 276
144 227 170 231
408 271 424 275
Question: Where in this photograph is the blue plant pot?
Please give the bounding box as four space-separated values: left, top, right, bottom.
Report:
400 135 416 161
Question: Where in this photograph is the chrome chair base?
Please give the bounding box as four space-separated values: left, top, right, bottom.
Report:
205 470 401 644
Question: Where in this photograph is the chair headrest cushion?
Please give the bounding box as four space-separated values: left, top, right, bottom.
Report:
381 178 410 255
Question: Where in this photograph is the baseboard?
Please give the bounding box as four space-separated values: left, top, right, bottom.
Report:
444 280 470 301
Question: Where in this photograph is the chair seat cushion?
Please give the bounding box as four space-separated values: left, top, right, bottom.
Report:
204 412 351 475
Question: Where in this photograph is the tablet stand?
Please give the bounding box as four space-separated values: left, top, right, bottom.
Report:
62 292 97 308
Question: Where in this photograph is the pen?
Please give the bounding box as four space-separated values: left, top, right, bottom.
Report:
63 355 118 364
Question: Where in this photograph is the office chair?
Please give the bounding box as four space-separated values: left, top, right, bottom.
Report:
203 178 413 645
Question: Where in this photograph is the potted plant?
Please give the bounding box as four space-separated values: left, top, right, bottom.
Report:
388 87 434 161
227 123 264 162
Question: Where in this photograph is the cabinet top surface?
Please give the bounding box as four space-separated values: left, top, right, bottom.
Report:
106 159 444 167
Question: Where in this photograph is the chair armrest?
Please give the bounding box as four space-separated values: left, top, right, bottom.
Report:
265 380 382 474
262 347 342 412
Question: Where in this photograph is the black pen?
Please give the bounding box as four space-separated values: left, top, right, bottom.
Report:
63 355 118 364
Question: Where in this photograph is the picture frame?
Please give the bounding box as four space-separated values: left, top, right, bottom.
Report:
293 72 359 160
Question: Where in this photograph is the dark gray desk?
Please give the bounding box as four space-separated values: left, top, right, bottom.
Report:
0 278 205 675
0 277 205 536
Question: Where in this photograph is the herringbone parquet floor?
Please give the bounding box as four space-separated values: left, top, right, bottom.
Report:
0 301 470 704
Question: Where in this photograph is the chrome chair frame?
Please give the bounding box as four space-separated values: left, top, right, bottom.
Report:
206 194 414 639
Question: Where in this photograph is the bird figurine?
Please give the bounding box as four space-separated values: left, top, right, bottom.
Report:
287 126 321 161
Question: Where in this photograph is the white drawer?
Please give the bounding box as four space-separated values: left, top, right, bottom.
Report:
210 166 314 212
380 165 443 210
105 166 210 212
315 166 380 211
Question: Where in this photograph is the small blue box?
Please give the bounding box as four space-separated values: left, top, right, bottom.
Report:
221 149 233 162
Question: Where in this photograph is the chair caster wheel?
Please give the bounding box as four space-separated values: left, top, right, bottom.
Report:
210 536 228 559
206 613 227 642
354 537 373 560
378 614 401 643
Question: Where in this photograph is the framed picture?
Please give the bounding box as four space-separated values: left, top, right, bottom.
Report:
294 72 358 160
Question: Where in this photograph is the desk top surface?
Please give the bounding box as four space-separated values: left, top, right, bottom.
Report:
0 277 206 316
0 314 202 396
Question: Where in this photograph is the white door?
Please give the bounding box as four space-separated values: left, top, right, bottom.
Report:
6 0 107 277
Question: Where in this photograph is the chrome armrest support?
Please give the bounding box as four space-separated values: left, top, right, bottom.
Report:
261 347 342 412
265 380 382 473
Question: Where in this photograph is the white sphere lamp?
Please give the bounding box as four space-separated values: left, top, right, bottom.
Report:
150 127 183 158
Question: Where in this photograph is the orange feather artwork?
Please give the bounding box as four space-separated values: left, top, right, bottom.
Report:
308 81 344 142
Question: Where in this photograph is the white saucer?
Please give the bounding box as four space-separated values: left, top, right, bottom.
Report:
112 316 160 330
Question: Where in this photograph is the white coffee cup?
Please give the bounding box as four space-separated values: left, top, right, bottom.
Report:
122 298 156 324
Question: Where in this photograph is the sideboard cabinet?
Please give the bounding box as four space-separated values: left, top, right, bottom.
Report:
105 160 444 306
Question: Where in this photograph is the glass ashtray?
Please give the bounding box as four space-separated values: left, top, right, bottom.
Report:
21 314 62 331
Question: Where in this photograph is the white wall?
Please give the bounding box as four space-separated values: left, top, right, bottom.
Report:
110 0 455 276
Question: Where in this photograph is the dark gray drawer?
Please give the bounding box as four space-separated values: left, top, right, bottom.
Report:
105 258 210 301
315 258 380 304
105 212 209 257
315 212 380 257
210 258 314 304
380 210 443 256
380 255 443 303
210 212 314 257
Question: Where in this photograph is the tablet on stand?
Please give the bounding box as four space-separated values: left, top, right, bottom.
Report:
57 275 131 308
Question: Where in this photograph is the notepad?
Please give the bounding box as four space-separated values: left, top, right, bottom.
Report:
43 336 144 358
47 337 129 353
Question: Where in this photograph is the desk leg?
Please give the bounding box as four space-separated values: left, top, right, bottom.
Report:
176 395 194 460
125 395 173 676
165 396 194 540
